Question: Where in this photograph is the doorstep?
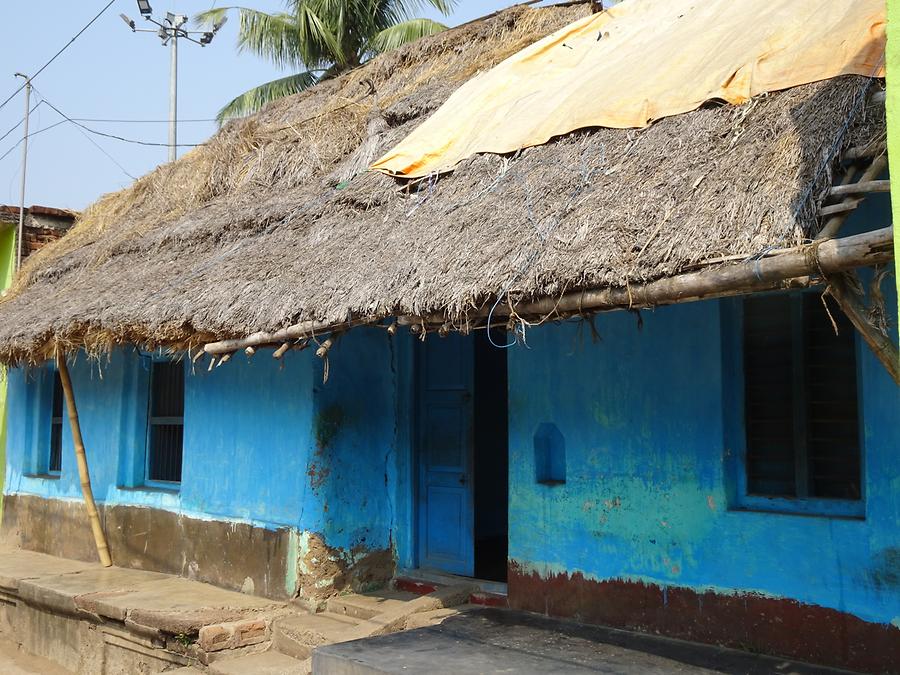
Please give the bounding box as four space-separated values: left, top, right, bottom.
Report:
394 568 508 606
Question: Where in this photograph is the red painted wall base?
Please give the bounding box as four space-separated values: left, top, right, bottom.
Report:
508 563 900 674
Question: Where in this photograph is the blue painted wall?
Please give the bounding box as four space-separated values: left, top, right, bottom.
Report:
4 328 399 564
507 293 900 628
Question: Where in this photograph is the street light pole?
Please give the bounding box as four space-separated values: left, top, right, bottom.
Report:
169 29 178 162
120 1 226 164
14 72 31 272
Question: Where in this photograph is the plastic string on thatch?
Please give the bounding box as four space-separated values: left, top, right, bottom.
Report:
486 143 607 348
776 56 884 248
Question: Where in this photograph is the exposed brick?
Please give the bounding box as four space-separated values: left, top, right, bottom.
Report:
233 618 268 648
198 625 233 652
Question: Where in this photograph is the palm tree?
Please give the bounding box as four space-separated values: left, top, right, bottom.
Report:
197 0 457 122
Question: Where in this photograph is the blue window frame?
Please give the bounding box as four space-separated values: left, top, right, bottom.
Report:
23 365 64 478
48 370 64 475
144 358 184 488
722 292 865 518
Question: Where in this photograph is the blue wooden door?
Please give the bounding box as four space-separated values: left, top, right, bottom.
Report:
416 334 474 576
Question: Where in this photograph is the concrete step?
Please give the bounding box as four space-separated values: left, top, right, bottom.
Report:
272 612 361 660
208 650 309 675
325 589 420 620
403 606 465 630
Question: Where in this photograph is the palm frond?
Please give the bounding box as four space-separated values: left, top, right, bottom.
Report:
368 18 448 53
217 71 319 123
294 3 346 67
376 0 457 26
196 7 309 70
235 10 308 69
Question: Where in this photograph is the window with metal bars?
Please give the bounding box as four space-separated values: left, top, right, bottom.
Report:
146 360 184 485
742 292 861 502
48 371 63 474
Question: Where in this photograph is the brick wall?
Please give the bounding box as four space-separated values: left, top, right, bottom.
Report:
22 225 65 260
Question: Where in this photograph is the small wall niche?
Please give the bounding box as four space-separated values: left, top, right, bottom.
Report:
534 422 566 485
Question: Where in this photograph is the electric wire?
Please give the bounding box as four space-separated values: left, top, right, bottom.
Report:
70 117 218 123
0 0 117 113
0 101 43 146
34 90 205 149
0 120 68 164
29 89 137 179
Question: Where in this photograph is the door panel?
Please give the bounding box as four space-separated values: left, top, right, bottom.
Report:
417 334 474 576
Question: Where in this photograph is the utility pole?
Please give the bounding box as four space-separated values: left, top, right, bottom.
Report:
14 72 31 272
120 1 226 163
169 25 178 163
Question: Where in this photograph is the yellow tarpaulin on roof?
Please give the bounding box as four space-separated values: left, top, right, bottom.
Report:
372 0 885 178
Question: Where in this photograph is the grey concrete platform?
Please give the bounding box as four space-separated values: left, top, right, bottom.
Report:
313 607 857 674
0 546 278 633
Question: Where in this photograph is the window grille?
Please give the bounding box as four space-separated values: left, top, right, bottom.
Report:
742 293 861 501
147 361 184 484
48 371 63 474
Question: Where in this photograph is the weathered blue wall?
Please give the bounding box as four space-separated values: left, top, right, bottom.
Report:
507 296 900 630
4 328 401 597
309 328 397 560
5 349 317 525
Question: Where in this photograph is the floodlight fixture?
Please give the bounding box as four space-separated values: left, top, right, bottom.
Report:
120 3 223 162
165 12 188 28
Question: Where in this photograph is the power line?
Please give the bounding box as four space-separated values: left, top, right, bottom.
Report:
0 120 67 164
70 117 218 123
0 100 43 146
0 0 117 114
35 90 205 148
0 115 134 181
68 124 137 180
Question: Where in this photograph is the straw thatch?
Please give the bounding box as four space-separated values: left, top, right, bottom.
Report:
0 2 886 364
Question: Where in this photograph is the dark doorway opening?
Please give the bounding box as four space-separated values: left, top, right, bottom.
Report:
473 330 509 582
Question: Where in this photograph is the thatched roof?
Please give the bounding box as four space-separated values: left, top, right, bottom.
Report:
0 2 886 364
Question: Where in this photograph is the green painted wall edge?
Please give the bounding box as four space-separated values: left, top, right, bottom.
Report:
889 0 900 348
0 225 15 519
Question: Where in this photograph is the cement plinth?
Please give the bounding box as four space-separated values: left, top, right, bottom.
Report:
312 607 859 675
0 547 284 674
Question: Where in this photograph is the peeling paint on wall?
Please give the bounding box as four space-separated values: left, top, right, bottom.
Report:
508 562 900 673
507 293 900 670
294 530 392 610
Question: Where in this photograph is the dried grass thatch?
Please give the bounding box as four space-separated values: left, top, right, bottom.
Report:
0 2 885 364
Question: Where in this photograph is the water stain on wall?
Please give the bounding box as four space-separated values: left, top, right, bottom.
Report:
868 547 900 590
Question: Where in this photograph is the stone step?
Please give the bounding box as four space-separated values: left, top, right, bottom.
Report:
403 606 465 630
325 589 420 620
272 612 361 660
208 650 309 675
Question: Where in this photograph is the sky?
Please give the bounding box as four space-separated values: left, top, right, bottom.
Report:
0 1 553 211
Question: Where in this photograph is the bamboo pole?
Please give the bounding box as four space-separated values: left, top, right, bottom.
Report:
204 316 379 356
819 199 862 217
828 179 891 198
827 275 900 385
844 141 886 161
55 353 112 567
202 227 893 355
472 226 894 320
818 156 888 240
